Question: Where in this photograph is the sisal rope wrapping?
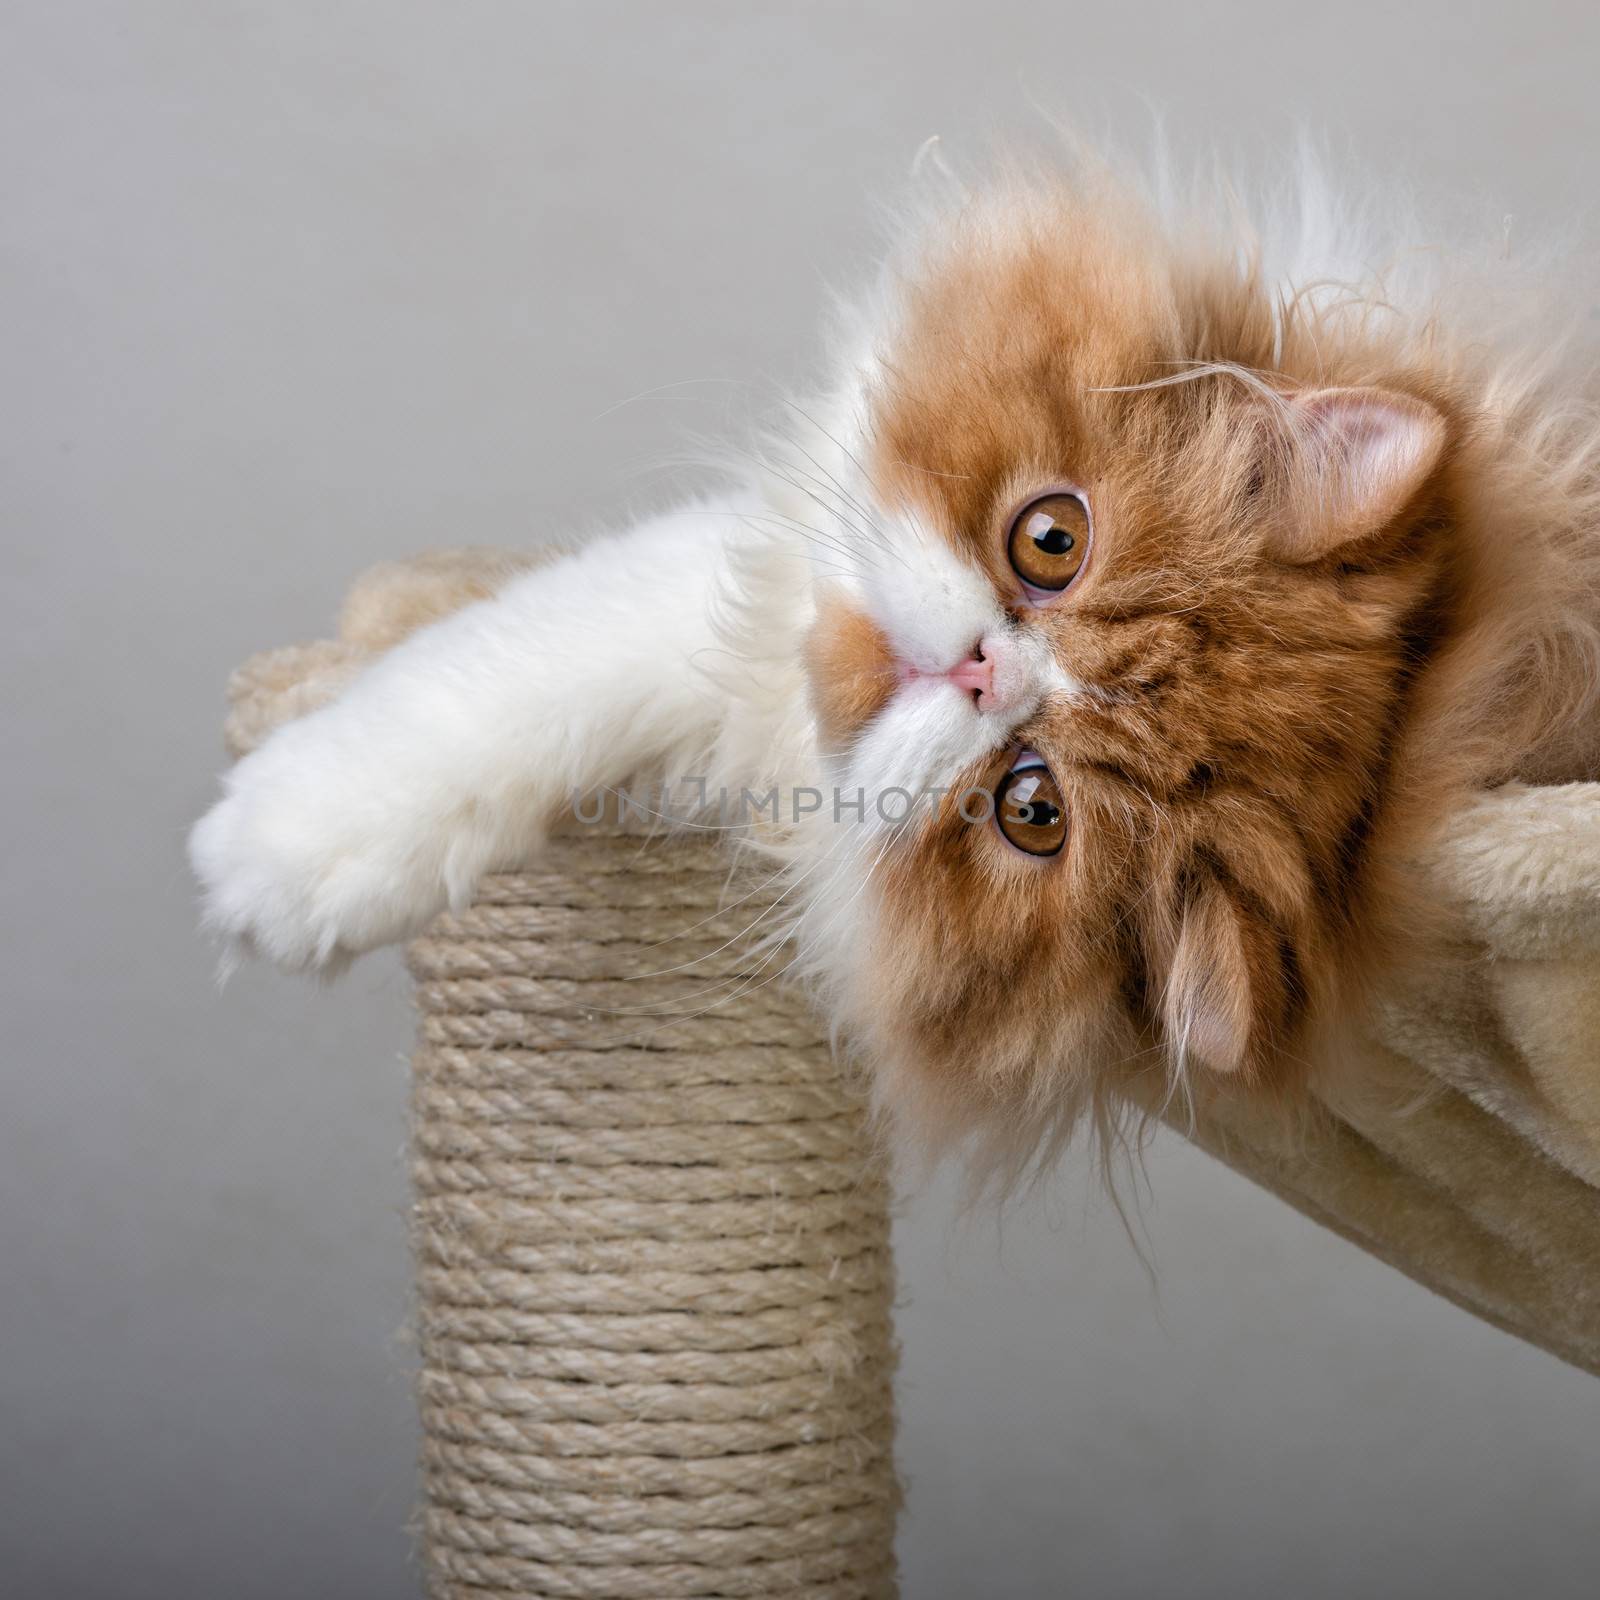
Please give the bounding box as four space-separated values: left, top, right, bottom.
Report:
407 828 900 1600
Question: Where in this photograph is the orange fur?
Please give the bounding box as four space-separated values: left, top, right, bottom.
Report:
806 593 899 753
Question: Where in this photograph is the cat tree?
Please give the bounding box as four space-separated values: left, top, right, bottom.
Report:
222 553 1600 1600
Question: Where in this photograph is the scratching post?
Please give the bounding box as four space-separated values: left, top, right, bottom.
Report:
405 828 901 1599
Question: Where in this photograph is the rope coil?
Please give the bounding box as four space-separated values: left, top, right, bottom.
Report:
408 829 899 1599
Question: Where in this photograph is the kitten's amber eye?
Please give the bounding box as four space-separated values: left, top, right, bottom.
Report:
995 760 1067 857
1007 492 1091 592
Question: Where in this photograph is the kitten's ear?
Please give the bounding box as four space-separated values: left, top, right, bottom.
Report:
1158 869 1285 1079
1263 387 1446 563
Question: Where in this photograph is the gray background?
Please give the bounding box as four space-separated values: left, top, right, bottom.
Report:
5 4 1599 1596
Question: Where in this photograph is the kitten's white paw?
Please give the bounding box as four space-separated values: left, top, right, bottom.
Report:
188 732 453 975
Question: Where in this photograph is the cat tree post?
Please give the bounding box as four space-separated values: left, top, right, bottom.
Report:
405 826 900 1600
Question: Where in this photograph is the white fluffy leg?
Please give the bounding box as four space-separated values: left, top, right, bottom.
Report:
189 498 755 972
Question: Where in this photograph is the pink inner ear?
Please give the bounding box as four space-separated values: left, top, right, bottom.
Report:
1273 387 1447 561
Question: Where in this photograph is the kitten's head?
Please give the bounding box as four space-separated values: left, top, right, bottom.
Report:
790 180 1460 1148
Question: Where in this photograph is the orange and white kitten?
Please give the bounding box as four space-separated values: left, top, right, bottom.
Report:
191 151 1600 1153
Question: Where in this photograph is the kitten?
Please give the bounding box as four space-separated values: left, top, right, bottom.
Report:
190 150 1600 1156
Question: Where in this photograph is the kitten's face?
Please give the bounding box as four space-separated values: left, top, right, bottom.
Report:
796 198 1451 1132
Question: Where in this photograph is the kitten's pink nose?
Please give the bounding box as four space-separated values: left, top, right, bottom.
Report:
900 645 1013 708
943 656 993 696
